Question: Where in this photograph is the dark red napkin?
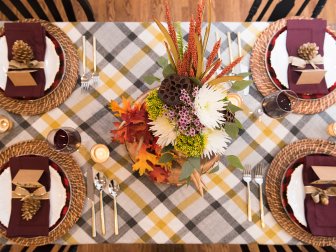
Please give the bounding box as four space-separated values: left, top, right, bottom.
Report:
7 156 50 238
286 19 328 95
303 155 336 237
4 23 46 99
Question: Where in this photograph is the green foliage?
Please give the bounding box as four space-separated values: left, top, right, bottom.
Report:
237 72 251 78
179 157 201 181
162 144 174 153
208 165 220 174
175 134 204 157
157 56 168 68
231 80 253 91
159 153 174 163
224 118 243 139
175 22 184 59
145 90 164 120
227 102 242 113
143 75 160 85
224 122 239 139
163 64 176 78
226 155 244 170
189 77 202 87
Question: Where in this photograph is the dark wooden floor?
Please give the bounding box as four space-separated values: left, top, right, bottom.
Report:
0 0 335 23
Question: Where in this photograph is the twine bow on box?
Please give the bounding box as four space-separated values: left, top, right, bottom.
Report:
288 42 324 69
9 40 44 70
305 185 336 206
12 185 49 221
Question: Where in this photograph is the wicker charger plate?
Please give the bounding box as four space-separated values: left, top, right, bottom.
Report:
0 140 85 246
250 17 336 114
266 139 336 246
0 19 79 116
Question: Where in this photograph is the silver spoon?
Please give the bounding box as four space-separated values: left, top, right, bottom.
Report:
94 172 106 235
108 179 120 235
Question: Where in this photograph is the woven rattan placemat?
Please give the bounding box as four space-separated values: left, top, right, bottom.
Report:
0 19 79 116
250 17 336 114
0 140 85 246
266 139 336 246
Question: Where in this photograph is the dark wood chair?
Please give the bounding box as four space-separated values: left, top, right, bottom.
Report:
246 0 328 21
0 0 95 21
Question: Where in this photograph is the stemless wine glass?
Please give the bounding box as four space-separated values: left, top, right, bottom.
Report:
255 90 298 119
47 127 81 153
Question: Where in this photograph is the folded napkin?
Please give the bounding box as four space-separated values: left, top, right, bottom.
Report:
303 155 336 237
4 23 46 99
286 19 328 95
7 156 50 238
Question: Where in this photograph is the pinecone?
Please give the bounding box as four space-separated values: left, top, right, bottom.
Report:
298 42 319 61
222 110 235 123
21 197 41 221
158 75 195 106
12 40 34 64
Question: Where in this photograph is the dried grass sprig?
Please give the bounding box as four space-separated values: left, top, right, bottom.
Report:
217 56 243 78
201 59 221 83
187 15 197 74
164 0 178 52
206 39 221 69
195 0 206 36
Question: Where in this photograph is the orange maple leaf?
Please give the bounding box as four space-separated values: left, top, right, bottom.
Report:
110 97 131 117
132 144 158 176
149 165 169 183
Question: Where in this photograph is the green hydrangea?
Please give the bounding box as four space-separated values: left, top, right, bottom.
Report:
145 90 164 121
174 134 204 157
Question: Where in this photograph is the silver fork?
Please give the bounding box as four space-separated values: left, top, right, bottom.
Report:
255 164 265 228
242 165 252 222
81 36 90 91
92 36 99 86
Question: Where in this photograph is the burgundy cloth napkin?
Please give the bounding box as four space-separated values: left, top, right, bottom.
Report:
6 156 50 238
286 19 328 95
4 23 46 99
303 155 336 237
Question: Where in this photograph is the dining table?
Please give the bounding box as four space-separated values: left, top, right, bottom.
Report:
0 21 335 245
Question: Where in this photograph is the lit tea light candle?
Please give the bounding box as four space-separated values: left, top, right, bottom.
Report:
327 123 336 136
90 144 110 163
227 93 242 107
0 115 13 134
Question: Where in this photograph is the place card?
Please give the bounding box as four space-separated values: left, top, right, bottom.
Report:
311 165 336 184
12 169 43 188
295 69 326 85
7 70 37 87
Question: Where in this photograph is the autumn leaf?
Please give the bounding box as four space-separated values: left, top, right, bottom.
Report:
148 165 169 183
110 97 132 117
111 99 154 144
132 144 158 175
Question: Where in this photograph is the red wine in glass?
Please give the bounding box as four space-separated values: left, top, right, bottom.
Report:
260 90 297 119
47 127 81 153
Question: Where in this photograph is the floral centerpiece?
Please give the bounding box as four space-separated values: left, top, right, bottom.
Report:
110 0 251 195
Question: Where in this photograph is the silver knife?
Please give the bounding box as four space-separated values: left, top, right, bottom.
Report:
87 166 96 237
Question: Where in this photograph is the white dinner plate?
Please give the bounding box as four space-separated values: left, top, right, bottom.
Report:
0 36 60 91
0 166 66 228
269 30 336 89
286 164 307 227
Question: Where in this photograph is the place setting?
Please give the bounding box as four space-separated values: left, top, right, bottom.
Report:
265 139 336 246
0 136 85 246
251 17 336 114
0 19 79 116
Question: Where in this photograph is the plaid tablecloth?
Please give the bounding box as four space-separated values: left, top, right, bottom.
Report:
0 21 335 244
